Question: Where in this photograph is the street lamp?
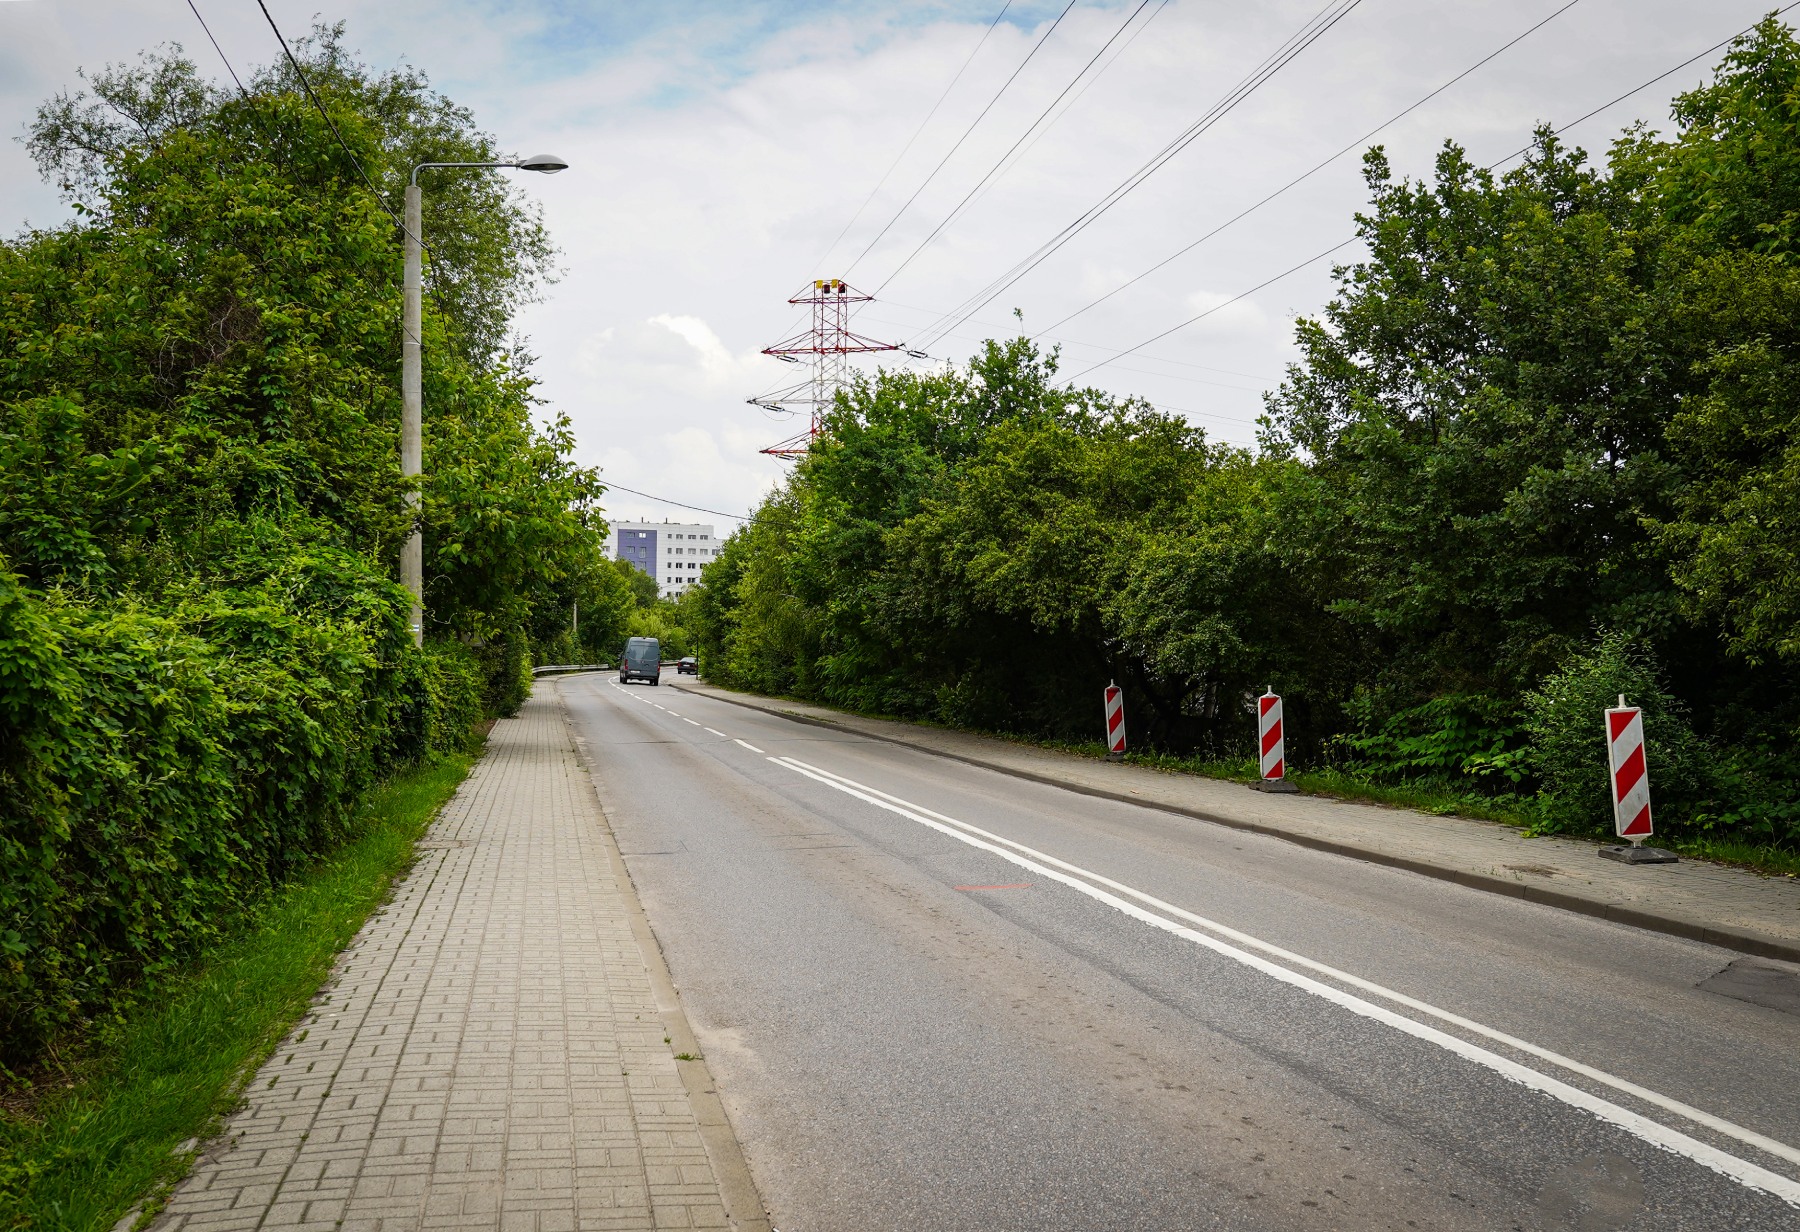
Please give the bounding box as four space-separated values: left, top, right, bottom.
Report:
401 154 568 646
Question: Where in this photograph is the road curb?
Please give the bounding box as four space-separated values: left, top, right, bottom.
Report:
672 680 1800 966
558 688 774 1232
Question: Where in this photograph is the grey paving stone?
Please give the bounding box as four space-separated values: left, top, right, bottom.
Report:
155 693 731 1232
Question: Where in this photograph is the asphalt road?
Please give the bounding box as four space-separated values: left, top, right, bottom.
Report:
559 673 1800 1232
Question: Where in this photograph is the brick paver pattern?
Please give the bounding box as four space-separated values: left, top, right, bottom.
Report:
156 692 730 1232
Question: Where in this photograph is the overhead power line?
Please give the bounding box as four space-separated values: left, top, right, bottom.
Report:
185 0 247 95
1062 2 1800 388
811 1 1016 278
1038 0 1586 337
601 482 748 523
252 0 409 238
874 296 1279 381
873 0 1161 293
842 0 1081 280
1061 237 1358 384
1489 0 1800 168
908 0 1365 352
953 0 1173 223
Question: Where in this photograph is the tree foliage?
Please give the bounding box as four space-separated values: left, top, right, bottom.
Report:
0 33 606 1067
699 19 1800 852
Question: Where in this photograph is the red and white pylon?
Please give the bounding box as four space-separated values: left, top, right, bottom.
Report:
748 279 901 459
1606 694 1653 842
1104 682 1126 759
1258 689 1285 780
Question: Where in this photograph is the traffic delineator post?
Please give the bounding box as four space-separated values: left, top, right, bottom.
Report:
1103 683 1126 761
1256 687 1299 794
1599 693 1677 865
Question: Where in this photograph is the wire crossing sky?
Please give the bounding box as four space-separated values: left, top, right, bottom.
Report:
1 0 1783 522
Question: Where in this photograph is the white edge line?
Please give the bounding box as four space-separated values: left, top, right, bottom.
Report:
767 755 1800 1207
735 740 764 753
780 759 1800 1171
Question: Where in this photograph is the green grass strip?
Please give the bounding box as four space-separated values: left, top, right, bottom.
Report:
0 752 477 1232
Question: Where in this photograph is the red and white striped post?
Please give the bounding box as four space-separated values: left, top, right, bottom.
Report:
1257 687 1298 793
1103 682 1126 761
1600 694 1676 864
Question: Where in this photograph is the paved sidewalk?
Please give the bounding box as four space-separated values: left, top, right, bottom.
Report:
671 678 1800 963
155 686 755 1232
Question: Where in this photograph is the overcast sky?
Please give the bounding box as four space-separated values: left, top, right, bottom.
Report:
1 0 1784 527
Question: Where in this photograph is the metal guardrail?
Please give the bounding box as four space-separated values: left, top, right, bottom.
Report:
531 663 609 676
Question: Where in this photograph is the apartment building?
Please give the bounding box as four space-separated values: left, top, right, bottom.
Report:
607 520 719 600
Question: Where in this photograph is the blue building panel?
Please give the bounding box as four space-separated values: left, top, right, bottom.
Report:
617 529 657 580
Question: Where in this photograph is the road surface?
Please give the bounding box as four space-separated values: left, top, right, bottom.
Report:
560 673 1800 1232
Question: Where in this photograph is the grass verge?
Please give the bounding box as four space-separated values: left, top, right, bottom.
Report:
0 752 477 1232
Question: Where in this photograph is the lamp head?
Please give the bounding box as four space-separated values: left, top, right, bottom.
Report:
517 153 569 174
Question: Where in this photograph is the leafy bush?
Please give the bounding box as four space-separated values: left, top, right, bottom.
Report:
1521 631 1714 836
0 563 483 1068
0 33 615 1073
1338 693 1527 785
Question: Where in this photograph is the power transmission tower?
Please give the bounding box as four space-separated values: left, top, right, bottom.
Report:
749 279 902 458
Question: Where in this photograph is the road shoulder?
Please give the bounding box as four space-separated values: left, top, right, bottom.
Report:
670 677 1800 964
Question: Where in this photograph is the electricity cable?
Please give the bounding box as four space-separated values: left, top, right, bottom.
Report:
1039 0 1586 337
855 311 1276 389
873 0 1158 293
601 482 748 522
1064 3 1800 387
911 0 1361 347
252 0 409 237
1489 0 1800 168
811 0 1016 277
186 0 247 95
909 0 1364 351
953 0 1173 222
874 296 1278 380
842 0 1080 279
1061 236 1357 384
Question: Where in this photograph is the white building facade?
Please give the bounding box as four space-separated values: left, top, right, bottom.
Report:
607 520 719 600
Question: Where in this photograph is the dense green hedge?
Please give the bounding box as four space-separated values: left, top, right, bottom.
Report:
0 561 486 1067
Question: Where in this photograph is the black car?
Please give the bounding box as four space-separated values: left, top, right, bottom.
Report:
676 657 698 675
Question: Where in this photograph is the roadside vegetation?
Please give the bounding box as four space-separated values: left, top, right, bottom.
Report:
0 19 625 1125
689 20 1800 868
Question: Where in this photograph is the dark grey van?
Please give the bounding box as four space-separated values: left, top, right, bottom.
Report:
619 637 661 685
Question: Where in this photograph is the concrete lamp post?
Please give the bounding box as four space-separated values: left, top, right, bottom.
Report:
401 154 569 646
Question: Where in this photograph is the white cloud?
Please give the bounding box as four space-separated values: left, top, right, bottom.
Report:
3 0 1782 519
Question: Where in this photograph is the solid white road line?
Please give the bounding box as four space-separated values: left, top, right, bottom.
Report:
735 740 764 753
783 760 1800 1173
769 755 1800 1207
704 728 729 738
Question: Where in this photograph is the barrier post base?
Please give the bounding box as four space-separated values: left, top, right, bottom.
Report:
1105 751 1126 763
1599 843 1679 865
1256 778 1300 794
